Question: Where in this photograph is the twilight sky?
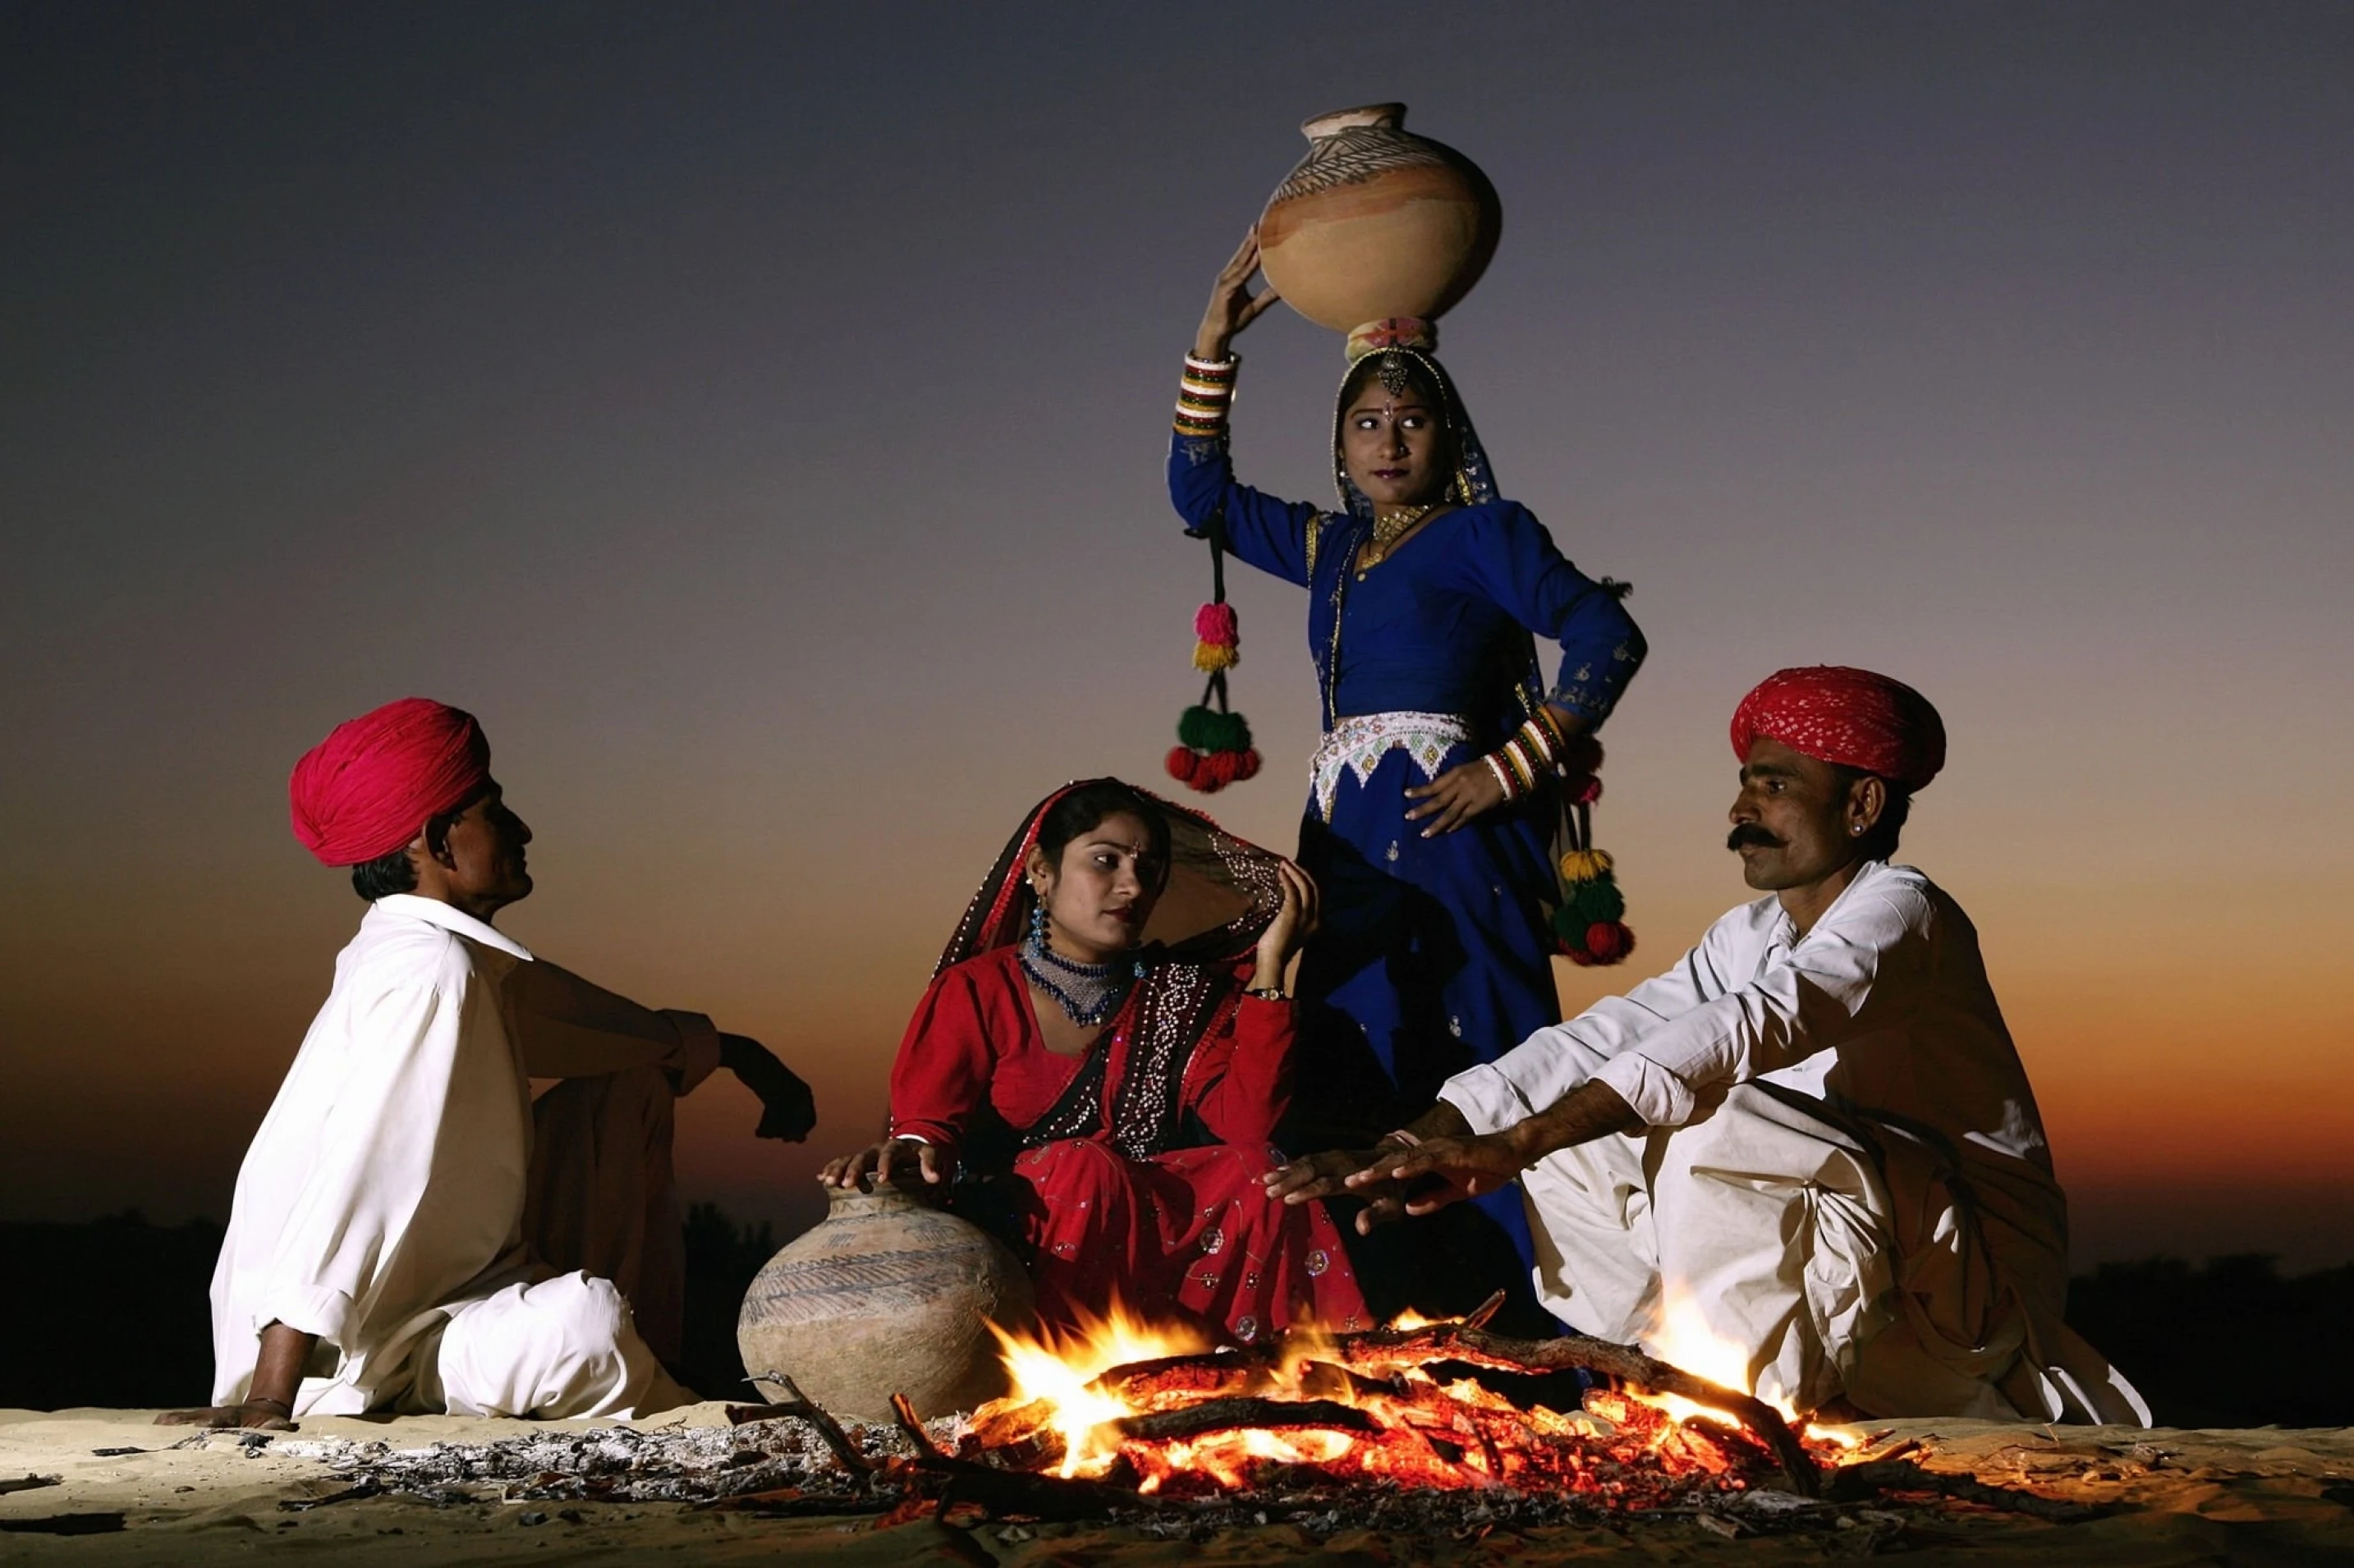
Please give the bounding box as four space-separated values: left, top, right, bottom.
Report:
6 2 2351 1268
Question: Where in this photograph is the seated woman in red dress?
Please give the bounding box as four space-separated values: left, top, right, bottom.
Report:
823 780 1370 1345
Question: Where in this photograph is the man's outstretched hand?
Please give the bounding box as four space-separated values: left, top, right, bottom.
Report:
719 1034 816 1142
1264 1099 1536 1236
1264 1145 1414 1235
1349 1131 1528 1216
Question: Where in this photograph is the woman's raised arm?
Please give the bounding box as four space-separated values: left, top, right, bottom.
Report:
1194 227 1283 362
1168 230 1322 586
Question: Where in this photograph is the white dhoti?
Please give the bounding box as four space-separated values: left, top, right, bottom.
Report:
211 896 717 1419
1510 1034 2142 1421
1442 864 2147 1424
400 1063 695 1419
525 1063 688 1369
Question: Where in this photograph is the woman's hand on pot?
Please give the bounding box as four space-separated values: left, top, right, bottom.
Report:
819 1137 949 1192
1194 226 1283 360
1404 759 1509 836
1250 859 1320 985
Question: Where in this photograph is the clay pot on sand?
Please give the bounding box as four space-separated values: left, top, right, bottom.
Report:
1256 103 1503 337
736 1180 1034 1421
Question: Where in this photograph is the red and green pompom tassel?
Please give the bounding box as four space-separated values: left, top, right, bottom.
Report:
1551 757 1635 965
1168 509 1260 795
1167 603 1260 793
1191 602 1239 672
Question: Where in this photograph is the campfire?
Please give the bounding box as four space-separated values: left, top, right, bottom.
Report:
730 1294 1868 1524
960 1293 1838 1504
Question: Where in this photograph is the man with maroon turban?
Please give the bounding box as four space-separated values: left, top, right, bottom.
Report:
162 699 814 1428
1273 667 2145 1424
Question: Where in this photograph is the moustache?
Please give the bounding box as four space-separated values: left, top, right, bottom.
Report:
1727 824 1785 851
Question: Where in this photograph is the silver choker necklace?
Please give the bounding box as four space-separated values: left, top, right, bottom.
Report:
1021 934 1142 1027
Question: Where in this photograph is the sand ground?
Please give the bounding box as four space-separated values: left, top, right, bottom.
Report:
5 1404 2352 1564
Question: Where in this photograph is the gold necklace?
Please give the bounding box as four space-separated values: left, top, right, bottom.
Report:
1356 504 1435 577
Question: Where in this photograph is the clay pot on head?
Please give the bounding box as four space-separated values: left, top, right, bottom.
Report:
1256 103 1503 337
736 1181 1034 1421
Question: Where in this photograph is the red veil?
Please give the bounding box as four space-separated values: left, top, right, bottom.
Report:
932 780 1292 1161
911 779 1371 1340
935 777 1287 976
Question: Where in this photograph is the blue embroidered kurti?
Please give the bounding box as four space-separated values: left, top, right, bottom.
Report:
1168 432 1646 1151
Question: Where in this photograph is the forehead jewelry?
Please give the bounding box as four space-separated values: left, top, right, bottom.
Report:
1376 351 1412 397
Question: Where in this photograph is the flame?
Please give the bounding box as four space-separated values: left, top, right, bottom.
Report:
962 1301 1846 1501
1627 1284 1801 1428
984 1300 1208 1478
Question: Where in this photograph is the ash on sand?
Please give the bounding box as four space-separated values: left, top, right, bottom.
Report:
268 1411 2030 1547
263 1414 897 1511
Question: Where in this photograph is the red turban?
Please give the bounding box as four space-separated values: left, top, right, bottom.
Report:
289 698 492 866
1729 667 1946 791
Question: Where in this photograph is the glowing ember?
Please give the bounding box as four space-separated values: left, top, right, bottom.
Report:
958 1299 1845 1506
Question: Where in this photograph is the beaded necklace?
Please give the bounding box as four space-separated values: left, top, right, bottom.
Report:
1021 933 1142 1028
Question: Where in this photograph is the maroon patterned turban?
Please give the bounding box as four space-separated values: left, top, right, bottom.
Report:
1729 667 1946 791
289 698 492 866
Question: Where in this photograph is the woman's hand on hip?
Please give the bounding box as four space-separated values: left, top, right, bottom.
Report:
1404 760 1508 836
1194 226 1283 361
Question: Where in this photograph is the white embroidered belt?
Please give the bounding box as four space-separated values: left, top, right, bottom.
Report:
1310 711 1473 822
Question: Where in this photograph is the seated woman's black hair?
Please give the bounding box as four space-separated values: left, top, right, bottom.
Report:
1035 782 1173 890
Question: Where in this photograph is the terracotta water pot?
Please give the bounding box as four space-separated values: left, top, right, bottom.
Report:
736 1181 1034 1421
1256 103 1503 337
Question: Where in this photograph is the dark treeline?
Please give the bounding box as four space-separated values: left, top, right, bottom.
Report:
4 1212 2346 1427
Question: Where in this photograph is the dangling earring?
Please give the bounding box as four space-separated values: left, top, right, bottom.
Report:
1029 895 1049 947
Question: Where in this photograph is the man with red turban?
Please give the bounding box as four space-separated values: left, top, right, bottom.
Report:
1275 667 2145 1424
163 699 815 1428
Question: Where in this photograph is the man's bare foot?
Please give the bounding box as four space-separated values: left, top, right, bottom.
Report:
154 1402 296 1432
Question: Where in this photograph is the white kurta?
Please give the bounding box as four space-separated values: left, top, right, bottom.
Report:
208 894 718 1417
1441 860 2147 1424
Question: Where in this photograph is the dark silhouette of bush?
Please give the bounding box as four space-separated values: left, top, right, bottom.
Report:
2067 1254 2354 1427
9 1215 2346 1428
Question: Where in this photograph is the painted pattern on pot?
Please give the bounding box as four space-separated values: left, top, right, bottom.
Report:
1257 103 1503 337
736 1181 1034 1421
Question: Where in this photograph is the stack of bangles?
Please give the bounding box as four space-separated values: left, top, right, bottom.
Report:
1481 708 1576 802
1175 353 1237 437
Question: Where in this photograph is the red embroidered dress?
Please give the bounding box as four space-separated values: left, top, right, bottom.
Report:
885 782 1369 1346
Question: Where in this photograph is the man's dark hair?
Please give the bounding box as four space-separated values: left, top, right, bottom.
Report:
348 805 466 901
1831 765 1913 862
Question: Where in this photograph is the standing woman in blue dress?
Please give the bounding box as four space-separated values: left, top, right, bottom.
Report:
1168 231 1647 1317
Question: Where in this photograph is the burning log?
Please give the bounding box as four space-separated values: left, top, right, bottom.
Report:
1326 1312 1817 1494
1113 1397 1382 1442
1071 1295 1817 1497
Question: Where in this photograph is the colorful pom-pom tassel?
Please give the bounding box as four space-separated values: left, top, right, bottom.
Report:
1170 708 1258 795
1195 603 1239 644
1558 848 1615 883
1584 921 1636 964
1569 878 1626 926
1191 639 1239 673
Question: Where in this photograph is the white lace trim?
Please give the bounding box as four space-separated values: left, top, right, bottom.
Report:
1310 711 1472 821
